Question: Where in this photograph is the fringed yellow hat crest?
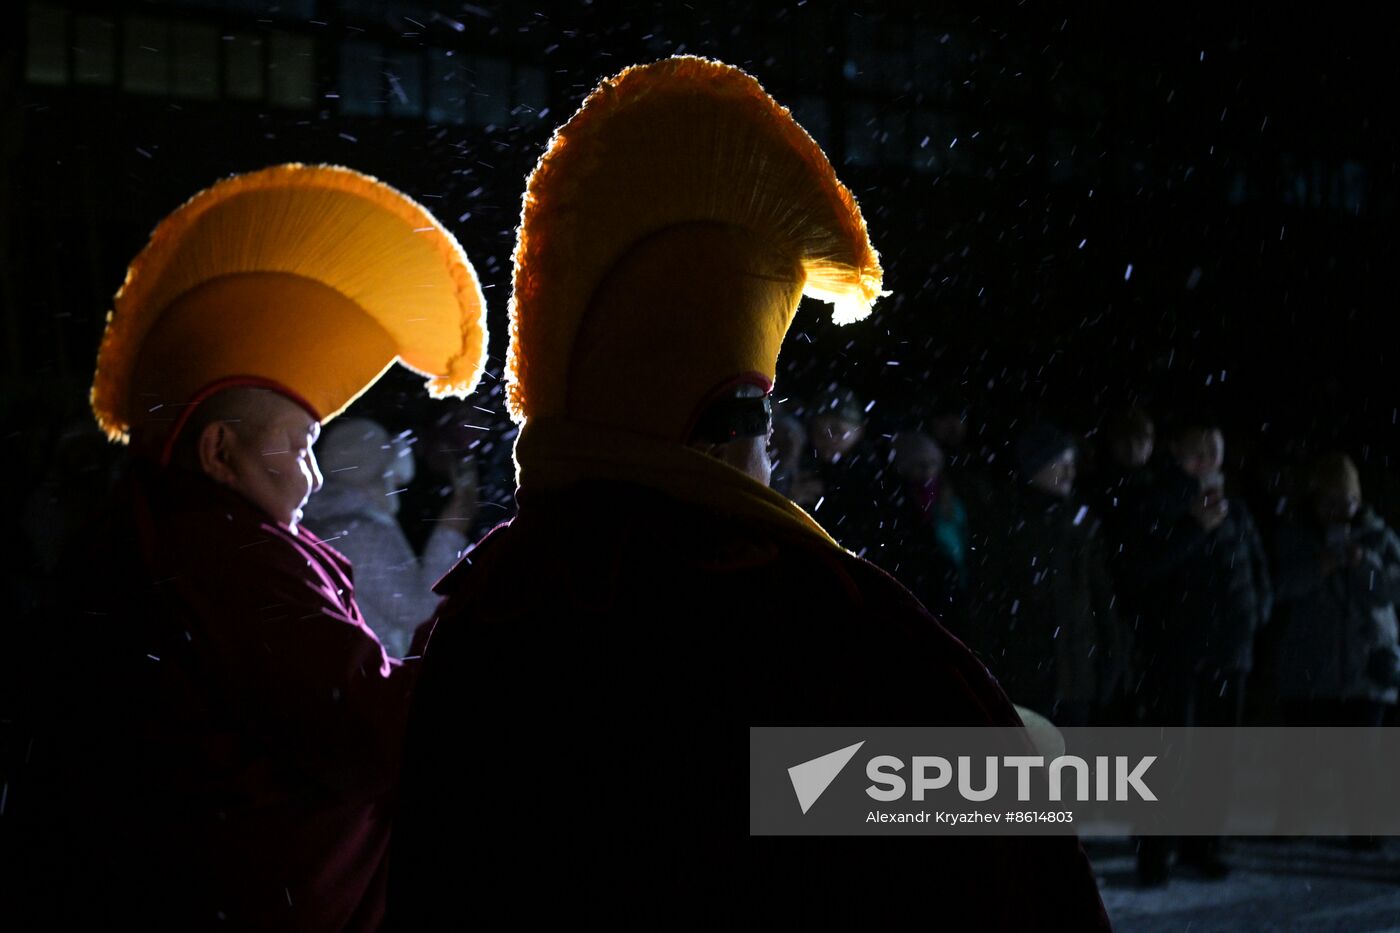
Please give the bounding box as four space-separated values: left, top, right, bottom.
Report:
91 163 488 455
507 56 884 440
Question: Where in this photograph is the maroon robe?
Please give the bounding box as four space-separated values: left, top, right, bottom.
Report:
34 464 414 931
388 479 1110 929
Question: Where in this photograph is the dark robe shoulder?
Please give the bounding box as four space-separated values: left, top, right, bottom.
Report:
14 465 412 932
389 480 1108 929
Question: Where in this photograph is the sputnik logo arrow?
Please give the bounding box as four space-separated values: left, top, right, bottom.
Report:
788 741 866 814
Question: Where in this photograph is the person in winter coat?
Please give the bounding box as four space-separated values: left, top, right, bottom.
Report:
803 384 888 556
5 165 488 931
1088 407 1156 724
387 58 1110 930
968 423 1123 727
1091 407 1156 559
1122 420 1273 884
1274 452 1400 725
873 430 970 629
302 418 475 658
1124 423 1273 716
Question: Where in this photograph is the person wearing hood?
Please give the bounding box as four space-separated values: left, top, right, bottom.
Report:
1271 452 1400 845
388 57 1108 929
9 165 488 931
302 418 475 658
1274 452 1400 724
1121 419 1272 885
967 423 1123 728
1122 422 1273 715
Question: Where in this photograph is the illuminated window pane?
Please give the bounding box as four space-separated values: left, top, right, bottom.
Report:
845 100 878 166
427 48 466 125
123 16 170 96
268 31 314 109
880 109 908 166
25 4 66 86
73 15 115 87
1048 129 1076 184
763 30 793 76
788 13 829 86
387 3 431 25
340 0 387 17
173 22 218 100
181 0 300 12
910 110 941 174
515 65 546 119
386 50 423 118
844 16 879 89
877 48 912 93
223 33 263 101
339 39 383 116
472 57 510 127
1341 159 1366 213
913 26 946 84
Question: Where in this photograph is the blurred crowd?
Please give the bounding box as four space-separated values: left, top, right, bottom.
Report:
23 386 1400 736
13 382 1400 886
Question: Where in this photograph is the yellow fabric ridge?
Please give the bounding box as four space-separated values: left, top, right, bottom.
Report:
567 223 804 441
92 163 488 447
129 273 398 441
507 56 885 425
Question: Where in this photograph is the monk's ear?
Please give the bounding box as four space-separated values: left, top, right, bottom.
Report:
197 421 238 484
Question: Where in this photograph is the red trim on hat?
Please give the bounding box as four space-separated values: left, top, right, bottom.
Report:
681 371 773 442
157 375 323 467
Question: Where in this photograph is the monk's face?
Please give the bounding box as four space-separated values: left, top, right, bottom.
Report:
711 434 772 486
226 397 325 532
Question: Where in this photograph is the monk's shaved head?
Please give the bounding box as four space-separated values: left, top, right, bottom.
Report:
158 386 298 471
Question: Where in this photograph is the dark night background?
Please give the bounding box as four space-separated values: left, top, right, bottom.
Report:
6 4 1400 923
3 0 1398 539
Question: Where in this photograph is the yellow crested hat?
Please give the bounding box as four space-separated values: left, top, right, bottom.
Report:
91 163 488 460
507 56 884 441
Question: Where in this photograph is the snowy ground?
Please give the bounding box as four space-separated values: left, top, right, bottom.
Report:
1087 837 1400 932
